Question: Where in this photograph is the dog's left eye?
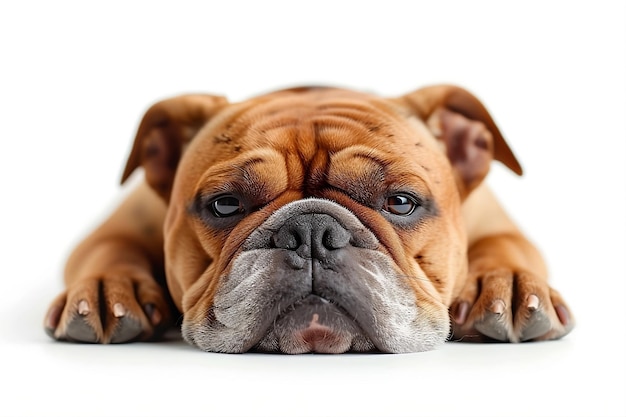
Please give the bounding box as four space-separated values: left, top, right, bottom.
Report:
382 195 418 216
210 196 244 217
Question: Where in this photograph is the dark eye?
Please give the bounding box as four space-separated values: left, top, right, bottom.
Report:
210 195 244 217
382 195 418 216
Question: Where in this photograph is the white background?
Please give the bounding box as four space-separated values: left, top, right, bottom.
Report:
1 1 624 416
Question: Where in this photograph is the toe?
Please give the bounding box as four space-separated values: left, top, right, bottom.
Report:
520 310 552 341
474 299 510 341
110 312 144 343
65 313 99 343
44 294 66 339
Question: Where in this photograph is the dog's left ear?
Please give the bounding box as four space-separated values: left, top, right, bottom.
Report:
121 94 228 201
395 85 522 197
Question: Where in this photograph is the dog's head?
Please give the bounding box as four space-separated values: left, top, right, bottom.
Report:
122 86 521 353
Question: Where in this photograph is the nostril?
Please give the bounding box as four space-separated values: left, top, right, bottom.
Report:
271 228 301 250
322 226 350 250
322 230 333 249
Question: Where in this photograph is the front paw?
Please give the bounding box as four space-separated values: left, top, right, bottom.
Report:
449 268 574 343
44 271 171 343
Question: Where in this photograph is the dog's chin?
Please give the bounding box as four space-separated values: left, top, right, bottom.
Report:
252 295 376 354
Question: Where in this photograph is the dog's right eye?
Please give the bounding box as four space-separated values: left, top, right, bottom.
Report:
210 196 244 217
382 194 418 216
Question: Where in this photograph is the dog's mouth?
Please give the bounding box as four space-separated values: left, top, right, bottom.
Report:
252 294 376 354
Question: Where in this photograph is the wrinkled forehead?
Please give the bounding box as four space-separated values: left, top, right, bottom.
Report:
180 89 446 192
180 91 449 203
206 88 440 155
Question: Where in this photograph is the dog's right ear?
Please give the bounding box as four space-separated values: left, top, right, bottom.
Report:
121 94 228 201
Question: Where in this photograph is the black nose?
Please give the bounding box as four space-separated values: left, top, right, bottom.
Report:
271 213 351 260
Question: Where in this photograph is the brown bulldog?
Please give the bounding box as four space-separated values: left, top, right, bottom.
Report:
44 85 574 353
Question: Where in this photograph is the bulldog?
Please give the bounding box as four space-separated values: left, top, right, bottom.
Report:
44 85 574 353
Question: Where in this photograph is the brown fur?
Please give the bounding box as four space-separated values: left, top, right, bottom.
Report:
44 85 574 350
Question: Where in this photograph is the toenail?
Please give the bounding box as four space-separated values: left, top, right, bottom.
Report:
45 305 62 329
78 300 90 315
555 305 570 326
144 304 162 326
113 303 126 318
454 301 469 325
527 294 540 310
491 299 505 314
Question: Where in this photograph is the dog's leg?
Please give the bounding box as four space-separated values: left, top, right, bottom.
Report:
44 181 173 343
451 183 575 342
44 93 226 344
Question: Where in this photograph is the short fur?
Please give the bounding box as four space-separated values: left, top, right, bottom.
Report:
44 85 574 353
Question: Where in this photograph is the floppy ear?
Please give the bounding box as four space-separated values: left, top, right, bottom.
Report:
396 85 522 197
121 94 228 201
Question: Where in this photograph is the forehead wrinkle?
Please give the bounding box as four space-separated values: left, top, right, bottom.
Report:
347 149 388 169
312 115 384 151
207 156 266 183
330 145 394 179
196 150 287 196
329 144 435 202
